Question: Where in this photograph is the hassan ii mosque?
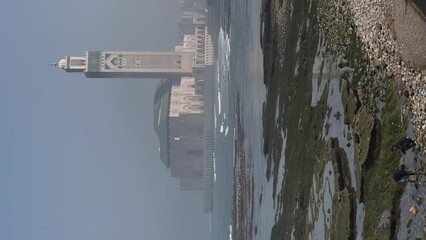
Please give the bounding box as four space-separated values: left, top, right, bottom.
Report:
52 9 215 212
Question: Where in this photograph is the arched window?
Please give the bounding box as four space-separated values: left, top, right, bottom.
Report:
184 96 203 102
183 104 203 112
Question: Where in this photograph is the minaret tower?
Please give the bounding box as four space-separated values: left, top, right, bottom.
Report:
55 51 194 78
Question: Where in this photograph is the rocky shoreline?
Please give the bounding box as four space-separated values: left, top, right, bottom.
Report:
318 0 426 238
344 0 426 152
231 95 253 240
260 0 426 238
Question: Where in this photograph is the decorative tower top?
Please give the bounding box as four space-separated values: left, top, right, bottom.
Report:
55 55 88 72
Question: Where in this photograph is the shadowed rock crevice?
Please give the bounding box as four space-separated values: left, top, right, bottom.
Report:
360 117 380 203
362 119 380 172
330 137 357 240
389 187 404 240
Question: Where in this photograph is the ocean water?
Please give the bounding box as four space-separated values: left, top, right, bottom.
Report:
210 0 271 239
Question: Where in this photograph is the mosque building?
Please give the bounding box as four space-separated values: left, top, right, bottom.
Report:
54 9 214 212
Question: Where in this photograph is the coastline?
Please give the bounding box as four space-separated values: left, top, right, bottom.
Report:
260 0 426 239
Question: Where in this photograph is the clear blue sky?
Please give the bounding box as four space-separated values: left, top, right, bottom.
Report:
0 0 210 239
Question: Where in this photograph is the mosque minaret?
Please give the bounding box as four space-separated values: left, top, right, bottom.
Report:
53 51 195 79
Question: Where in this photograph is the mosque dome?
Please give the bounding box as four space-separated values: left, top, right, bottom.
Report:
58 58 67 69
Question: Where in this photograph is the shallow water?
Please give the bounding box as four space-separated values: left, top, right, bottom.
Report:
308 161 335 240
307 39 365 239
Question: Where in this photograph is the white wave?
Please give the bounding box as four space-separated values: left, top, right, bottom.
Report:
213 152 216 182
216 59 221 84
220 123 224 133
216 26 231 117
217 91 222 114
214 108 217 129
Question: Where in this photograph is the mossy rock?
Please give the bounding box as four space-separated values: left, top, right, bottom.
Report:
354 106 375 166
330 188 351 239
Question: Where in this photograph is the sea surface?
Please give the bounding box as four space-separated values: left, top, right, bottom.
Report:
210 0 272 239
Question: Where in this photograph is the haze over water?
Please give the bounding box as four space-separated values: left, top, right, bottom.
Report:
210 0 276 238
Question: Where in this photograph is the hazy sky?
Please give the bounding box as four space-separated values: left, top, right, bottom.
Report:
0 0 210 239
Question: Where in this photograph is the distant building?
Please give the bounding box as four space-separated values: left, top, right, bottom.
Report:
179 0 206 12
55 9 214 212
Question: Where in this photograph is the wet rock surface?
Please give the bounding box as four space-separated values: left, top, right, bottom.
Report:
318 0 426 238
262 0 426 238
343 0 426 238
